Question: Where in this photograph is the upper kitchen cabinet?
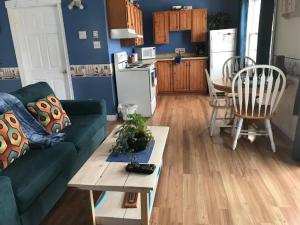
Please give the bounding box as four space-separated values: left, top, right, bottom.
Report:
169 11 180 31
120 7 144 46
153 12 169 44
169 10 191 31
179 10 192 30
191 9 208 42
107 0 143 41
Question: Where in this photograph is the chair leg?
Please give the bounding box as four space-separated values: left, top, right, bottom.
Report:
232 118 243 151
210 107 218 137
232 117 238 137
265 119 276 152
209 107 216 128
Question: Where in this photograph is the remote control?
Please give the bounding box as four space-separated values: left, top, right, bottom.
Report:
126 163 156 175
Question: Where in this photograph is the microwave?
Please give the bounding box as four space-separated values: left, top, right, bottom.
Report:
135 47 156 60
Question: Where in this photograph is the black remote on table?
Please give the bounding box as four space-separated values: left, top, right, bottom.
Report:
126 163 156 175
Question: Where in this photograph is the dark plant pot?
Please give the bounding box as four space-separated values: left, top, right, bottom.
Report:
127 132 149 152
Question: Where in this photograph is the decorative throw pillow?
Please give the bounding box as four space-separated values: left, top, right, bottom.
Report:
0 111 30 171
27 95 71 134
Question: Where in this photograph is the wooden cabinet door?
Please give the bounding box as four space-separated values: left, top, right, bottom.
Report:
179 10 192 30
126 1 135 29
189 60 207 93
153 12 169 44
169 11 179 31
191 9 207 42
157 61 173 93
173 61 189 92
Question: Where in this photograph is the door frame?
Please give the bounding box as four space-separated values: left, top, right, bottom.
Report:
5 0 74 100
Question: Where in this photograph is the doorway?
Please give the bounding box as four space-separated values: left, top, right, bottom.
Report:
5 1 74 100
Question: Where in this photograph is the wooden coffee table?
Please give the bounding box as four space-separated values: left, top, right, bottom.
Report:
68 125 169 225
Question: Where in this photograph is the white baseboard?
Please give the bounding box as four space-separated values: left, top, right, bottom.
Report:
107 114 118 121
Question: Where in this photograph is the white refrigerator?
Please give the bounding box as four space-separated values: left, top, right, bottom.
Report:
209 28 237 83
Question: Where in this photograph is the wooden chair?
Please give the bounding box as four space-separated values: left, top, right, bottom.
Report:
205 69 233 136
223 56 256 80
231 65 286 152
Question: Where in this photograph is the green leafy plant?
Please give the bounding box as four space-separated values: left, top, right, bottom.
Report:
111 113 154 155
208 12 232 30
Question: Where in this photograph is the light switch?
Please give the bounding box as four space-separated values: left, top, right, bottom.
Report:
93 31 99 39
93 41 101 49
78 31 87 40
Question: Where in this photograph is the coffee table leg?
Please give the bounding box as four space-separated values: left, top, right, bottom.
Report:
141 192 149 225
89 190 96 225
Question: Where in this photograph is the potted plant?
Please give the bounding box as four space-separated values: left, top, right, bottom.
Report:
111 113 154 157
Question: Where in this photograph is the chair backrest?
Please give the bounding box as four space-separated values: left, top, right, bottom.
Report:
231 65 286 118
223 56 256 80
205 69 218 105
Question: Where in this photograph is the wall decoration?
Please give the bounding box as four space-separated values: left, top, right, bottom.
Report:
282 0 300 18
70 64 113 77
0 67 20 80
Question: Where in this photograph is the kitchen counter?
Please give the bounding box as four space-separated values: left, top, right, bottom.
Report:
137 54 208 65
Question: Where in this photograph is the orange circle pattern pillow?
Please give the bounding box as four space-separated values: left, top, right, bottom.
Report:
27 95 71 134
0 111 30 171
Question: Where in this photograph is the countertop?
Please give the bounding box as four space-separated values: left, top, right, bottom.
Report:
137 53 208 65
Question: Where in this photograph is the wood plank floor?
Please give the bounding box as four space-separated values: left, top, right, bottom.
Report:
41 94 300 225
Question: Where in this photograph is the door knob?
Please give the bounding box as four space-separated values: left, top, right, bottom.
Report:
62 70 68 74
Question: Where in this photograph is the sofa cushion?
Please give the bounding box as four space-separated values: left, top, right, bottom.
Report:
0 111 30 171
63 114 106 154
0 142 77 213
27 95 71 134
11 82 54 106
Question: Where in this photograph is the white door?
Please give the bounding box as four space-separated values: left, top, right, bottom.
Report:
7 4 73 100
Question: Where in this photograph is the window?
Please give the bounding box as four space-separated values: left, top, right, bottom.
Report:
246 0 261 61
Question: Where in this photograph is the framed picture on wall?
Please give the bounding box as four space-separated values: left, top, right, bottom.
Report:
281 0 300 18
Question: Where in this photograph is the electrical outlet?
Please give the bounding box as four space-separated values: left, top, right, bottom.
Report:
93 41 101 49
175 48 185 54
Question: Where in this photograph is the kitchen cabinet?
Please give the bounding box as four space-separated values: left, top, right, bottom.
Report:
107 0 135 30
189 59 207 92
153 12 169 44
169 10 191 31
179 10 192 30
121 7 144 46
153 8 206 43
157 61 173 93
173 61 189 92
169 11 180 31
191 9 208 42
156 59 207 94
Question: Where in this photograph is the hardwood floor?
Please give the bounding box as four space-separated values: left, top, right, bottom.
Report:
41 94 300 225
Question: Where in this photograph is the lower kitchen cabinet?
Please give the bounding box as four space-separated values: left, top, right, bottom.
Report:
173 61 189 92
189 59 207 92
156 59 207 94
157 61 173 93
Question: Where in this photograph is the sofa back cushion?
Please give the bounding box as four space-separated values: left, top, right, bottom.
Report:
11 82 55 106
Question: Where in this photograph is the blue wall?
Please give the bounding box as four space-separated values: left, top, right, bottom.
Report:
0 0 241 114
0 1 17 67
139 0 240 54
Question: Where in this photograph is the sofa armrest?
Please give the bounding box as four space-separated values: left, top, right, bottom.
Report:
61 100 107 116
0 176 21 225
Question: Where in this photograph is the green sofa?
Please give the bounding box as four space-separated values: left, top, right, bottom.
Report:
0 82 107 225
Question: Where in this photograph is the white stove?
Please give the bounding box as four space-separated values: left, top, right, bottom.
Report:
114 52 157 117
